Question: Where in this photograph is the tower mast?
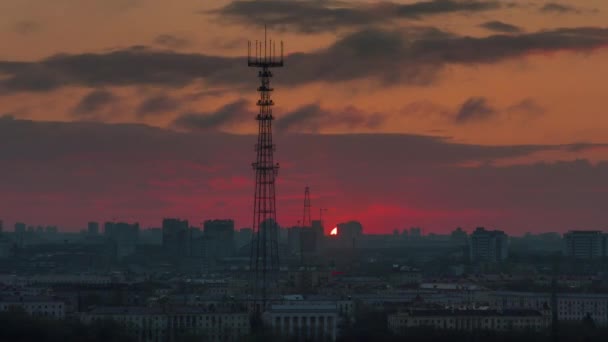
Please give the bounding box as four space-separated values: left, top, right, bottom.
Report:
301 186 312 265
248 27 284 313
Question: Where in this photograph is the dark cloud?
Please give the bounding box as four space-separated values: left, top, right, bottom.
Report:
480 20 522 33
172 99 252 130
72 89 118 117
506 98 545 117
454 97 496 124
137 94 180 117
1 117 607 232
540 2 581 14
0 46 242 94
276 103 386 132
13 21 42 35
2 27 608 92
154 34 191 49
211 0 501 33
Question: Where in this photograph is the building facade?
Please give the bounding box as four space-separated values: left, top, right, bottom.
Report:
388 308 550 334
0 296 65 319
563 230 606 259
81 307 250 342
162 218 191 257
469 227 508 263
263 303 339 341
490 291 608 325
203 220 235 260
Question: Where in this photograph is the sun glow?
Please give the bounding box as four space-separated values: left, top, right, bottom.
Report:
330 227 338 236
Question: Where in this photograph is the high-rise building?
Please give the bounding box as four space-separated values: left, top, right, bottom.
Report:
87 222 99 236
469 227 508 263
45 226 58 234
104 222 140 259
451 227 468 246
162 218 190 257
203 219 235 260
14 222 26 233
335 221 363 249
409 227 422 239
287 226 319 258
235 228 253 251
563 230 606 259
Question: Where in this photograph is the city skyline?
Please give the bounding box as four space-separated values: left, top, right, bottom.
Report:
2 0 608 233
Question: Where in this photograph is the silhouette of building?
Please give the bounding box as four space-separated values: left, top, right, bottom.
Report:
388 308 550 333
451 227 468 246
287 226 319 258
563 230 606 259
81 307 250 342
409 227 422 239
104 222 140 259
14 222 26 233
203 219 235 260
45 226 58 234
162 218 191 257
263 304 338 341
235 228 252 251
335 221 363 248
87 222 99 236
469 227 508 263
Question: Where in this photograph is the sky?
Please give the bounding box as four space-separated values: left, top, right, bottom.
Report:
1 0 608 234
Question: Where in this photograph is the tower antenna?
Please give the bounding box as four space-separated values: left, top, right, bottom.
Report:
300 186 312 265
303 186 312 228
248 28 284 315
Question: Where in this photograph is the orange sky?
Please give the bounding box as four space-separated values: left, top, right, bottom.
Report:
1 0 608 232
0 0 607 146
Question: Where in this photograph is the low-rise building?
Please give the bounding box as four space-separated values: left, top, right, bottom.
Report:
490 291 608 325
388 308 550 334
263 303 339 341
0 296 65 319
80 306 250 342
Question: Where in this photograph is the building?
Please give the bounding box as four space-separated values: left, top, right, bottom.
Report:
287 267 332 293
389 265 423 286
490 291 608 325
388 308 550 334
333 221 363 248
87 222 99 236
162 218 191 257
81 307 250 342
287 227 319 258
0 296 65 319
14 222 26 233
203 220 235 260
563 230 605 259
104 222 140 259
263 303 339 341
451 227 468 246
469 227 508 263
409 227 422 239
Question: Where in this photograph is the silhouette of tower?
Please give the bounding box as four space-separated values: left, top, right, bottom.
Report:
300 186 312 265
248 27 284 312
303 186 312 228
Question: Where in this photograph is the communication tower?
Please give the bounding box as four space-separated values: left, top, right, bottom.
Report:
248 27 284 313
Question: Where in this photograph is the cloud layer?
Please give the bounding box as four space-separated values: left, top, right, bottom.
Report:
212 0 502 33
0 117 606 232
2 26 607 93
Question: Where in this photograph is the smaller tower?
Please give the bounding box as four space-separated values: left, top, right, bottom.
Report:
303 186 312 228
